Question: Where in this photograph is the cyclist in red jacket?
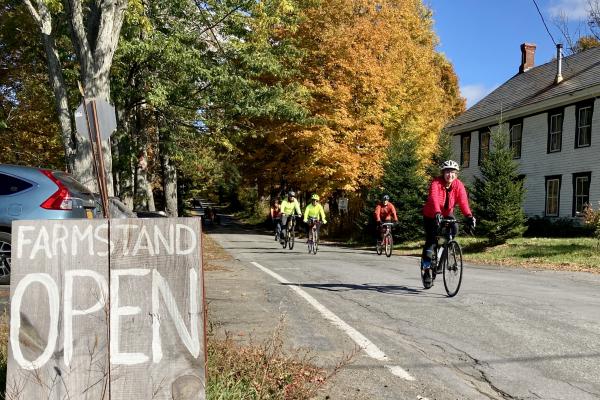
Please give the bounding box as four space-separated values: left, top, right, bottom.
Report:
421 160 475 287
375 195 398 243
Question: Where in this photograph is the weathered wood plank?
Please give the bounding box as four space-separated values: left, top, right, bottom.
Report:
6 220 110 400
109 218 205 400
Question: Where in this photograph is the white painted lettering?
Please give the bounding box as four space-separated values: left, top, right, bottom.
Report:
16 226 35 259
114 224 139 256
110 269 150 365
176 224 197 255
151 268 200 362
52 225 69 256
30 226 51 259
154 224 174 255
10 273 59 370
64 270 108 367
72 225 94 256
132 226 155 256
94 224 111 257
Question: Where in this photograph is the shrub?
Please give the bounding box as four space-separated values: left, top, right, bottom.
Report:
525 216 594 238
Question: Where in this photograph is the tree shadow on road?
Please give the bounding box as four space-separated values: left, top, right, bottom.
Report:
283 282 445 297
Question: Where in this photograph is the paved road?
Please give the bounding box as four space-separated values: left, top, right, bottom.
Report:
207 222 600 400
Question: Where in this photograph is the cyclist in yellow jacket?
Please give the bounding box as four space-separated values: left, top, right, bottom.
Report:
304 194 327 242
280 191 302 243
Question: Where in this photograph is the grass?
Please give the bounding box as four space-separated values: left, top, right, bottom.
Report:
396 236 600 272
207 320 340 400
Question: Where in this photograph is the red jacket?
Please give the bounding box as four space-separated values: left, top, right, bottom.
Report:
423 177 472 219
375 202 398 222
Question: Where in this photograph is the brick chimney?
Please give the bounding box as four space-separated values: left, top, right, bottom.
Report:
519 43 536 73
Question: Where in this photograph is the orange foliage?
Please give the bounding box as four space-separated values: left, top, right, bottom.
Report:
239 0 464 197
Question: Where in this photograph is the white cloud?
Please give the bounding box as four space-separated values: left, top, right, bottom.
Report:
461 84 497 108
548 0 589 19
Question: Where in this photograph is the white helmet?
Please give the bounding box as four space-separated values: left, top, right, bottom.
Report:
440 160 460 171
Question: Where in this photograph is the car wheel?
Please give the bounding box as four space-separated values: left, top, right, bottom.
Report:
0 232 11 284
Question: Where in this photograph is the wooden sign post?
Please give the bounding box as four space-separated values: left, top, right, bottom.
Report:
6 218 205 400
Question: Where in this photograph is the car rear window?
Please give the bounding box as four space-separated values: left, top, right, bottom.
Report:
0 173 33 195
53 172 93 194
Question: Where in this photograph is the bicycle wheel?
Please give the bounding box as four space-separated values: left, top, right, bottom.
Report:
282 228 288 249
384 234 393 257
289 226 295 250
376 239 383 255
313 229 318 254
307 240 313 253
442 241 463 297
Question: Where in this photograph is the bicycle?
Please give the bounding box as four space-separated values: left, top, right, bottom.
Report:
307 217 320 254
281 214 298 250
376 222 394 257
420 217 464 297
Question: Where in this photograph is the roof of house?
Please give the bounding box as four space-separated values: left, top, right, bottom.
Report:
446 46 600 132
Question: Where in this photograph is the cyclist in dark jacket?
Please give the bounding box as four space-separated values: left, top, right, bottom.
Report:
421 160 475 286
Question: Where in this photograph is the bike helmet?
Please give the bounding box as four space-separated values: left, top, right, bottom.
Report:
311 194 320 201
383 194 390 201
288 191 295 197
440 160 460 171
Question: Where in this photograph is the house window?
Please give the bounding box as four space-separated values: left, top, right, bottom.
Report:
573 172 591 216
509 120 522 159
460 134 471 168
575 101 593 148
545 176 561 217
548 110 563 153
479 129 490 165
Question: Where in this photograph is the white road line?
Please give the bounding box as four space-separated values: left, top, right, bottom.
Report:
386 365 416 381
250 261 415 381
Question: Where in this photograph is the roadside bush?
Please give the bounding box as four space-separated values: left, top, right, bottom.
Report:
525 216 594 238
582 202 600 241
237 186 269 224
206 319 354 400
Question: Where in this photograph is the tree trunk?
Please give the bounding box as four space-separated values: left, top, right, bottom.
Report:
161 148 178 217
24 1 76 173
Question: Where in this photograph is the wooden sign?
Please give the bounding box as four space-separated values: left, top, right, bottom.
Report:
6 218 205 400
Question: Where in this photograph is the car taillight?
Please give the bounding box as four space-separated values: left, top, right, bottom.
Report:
40 170 73 210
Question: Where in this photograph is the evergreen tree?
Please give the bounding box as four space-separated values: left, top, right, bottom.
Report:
472 130 526 244
363 138 427 242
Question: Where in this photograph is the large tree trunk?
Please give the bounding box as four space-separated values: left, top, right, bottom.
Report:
160 144 178 217
24 1 76 173
26 0 127 196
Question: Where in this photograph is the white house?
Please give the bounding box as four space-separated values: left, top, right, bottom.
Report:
446 43 600 219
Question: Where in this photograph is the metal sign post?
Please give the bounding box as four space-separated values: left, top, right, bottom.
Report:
76 82 117 218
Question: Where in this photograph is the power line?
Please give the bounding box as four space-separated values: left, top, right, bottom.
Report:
532 0 558 45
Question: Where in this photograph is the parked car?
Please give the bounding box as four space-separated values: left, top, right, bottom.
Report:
107 196 137 218
135 210 168 218
0 164 100 283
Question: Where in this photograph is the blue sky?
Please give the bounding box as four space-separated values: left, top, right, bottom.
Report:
426 0 592 108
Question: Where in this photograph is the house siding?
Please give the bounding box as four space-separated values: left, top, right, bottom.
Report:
452 98 600 218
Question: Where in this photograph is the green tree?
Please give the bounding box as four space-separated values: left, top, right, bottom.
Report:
380 138 428 242
472 130 526 244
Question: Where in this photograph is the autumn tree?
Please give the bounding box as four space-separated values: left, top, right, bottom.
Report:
225 0 464 203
